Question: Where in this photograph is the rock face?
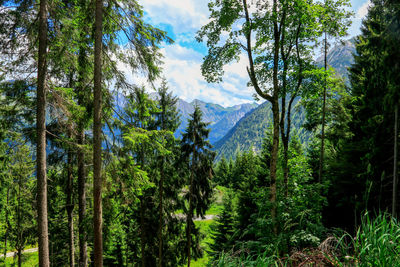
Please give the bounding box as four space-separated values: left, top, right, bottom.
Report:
317 38 356 78
176 99 258 144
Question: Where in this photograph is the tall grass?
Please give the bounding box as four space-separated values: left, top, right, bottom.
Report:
214 213 400 266
213 251 283 267
336 212 400 266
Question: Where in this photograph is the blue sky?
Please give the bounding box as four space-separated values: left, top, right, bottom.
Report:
132 0 371 107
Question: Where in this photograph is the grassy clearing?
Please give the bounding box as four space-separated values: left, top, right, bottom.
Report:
191 186 228 266
2 251 38 267
192 219 214 267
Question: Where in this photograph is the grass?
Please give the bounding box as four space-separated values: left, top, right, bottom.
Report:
1 251 38 267
213 212 400 266
192 219 214 267
191 186 228 266
335 212 400 266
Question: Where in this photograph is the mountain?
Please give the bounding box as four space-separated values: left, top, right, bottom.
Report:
213 100 309 160
176 99 258 144
214 39 356 160
317 38 356 78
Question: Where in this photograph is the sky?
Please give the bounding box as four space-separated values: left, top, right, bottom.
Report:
132 0 371 107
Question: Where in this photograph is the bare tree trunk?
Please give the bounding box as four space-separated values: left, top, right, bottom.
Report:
77 129 87 267
393 104 398 218
66 150 75 267
37 0 50 265
319 31 328 184
93 0 103 265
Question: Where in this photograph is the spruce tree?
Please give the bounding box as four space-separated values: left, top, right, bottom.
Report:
208 192 235 257
181 105 215 267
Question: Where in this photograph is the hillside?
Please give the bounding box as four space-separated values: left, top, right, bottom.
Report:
214 100 309 160
316 38 356 78
214 40 355 160
176 99 258 144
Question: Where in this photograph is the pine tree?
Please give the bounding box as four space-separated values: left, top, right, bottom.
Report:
153 80 181 267
214 155 231 187
181 105 215 267
208 192 235 257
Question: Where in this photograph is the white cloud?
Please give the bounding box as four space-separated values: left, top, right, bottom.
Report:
357 0 371 19
140 0 210 34
114 43 255 107
159 44 254 107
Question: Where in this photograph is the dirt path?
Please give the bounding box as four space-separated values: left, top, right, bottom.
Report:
194 214 215 221
2 247 38 258
174 214 216 221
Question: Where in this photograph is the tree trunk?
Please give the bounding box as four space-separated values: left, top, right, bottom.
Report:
242 0 280 235
158 105 166 267
3 187 9 261
187 168 194 267
17 176 22 267
36 0 50 265
319 31 328 184
77 31 88 266
269 0 280 235
393 104 398 218
158 157 164 267
77 128 87 267
66 150 75 267
93 0 103 265
270 100 280 235
140 197 146 267
18 248 22 267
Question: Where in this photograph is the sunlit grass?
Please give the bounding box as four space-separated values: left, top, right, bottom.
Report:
2 252 38 267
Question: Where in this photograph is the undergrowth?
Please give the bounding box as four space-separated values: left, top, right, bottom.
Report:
214 212 400 266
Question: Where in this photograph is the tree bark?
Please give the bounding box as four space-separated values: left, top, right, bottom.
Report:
17 179 21 267
93 0 103 265
36 0 50 265
187 167 194 267
77 30 88 267
319 31 328 184
242 0 280 234
140 197 146 267
158 101 166 267
18 249 22 267
393 104 398 218
158 157 164 267
3 187 9 261
77 129 87 267
66 150 75 267
269 0 281 236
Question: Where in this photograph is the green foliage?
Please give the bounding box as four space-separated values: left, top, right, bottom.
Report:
181 105 215 263
214 101 310 161
0 136 36 264
323 0 400 231
336 213 400 266
208 191 235 257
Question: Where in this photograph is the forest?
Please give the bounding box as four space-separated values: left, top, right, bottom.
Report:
0 0 400 266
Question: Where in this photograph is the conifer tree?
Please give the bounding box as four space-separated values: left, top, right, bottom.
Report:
208 192 235 257
181 106 214 267
153 80 180 267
